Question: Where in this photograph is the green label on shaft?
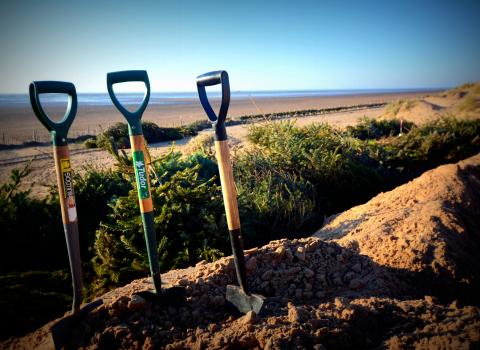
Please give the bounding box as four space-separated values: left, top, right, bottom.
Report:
132 151 150 199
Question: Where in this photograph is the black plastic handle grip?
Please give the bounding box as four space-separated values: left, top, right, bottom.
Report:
196 70 230 125
29 81 78 146
197 71 224 87
106 70 150 133
107 70 150 86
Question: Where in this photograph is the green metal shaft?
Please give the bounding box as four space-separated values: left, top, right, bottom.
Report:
106 70 159 294
130 127 162 295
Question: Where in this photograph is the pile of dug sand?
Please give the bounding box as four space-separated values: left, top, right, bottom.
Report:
316 154 480 302
3 155 480 349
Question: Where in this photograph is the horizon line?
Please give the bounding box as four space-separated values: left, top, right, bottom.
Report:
0 86 449 95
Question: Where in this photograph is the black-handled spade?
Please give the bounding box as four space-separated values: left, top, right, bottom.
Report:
196 70 265 314
107 70 185 304
29 81 102 349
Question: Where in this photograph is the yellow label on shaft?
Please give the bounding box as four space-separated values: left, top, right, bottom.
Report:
60 158 77 222
60 158 71 172
60 158 73 197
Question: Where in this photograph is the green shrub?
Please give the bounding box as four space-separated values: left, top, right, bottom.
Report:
0 270 71 339
96 122 130 149
225 121 388 246
83 138 98 149
247 121 385 211
346 117 416 140
42 166 133 261
96 121 186 149
153 150 218 183
235 151 317 244
386 116 480 174
74 169 132 259
142 121 184 144
0 163 133 337
180 120 212 136
0 163 66 272
91 151 227 287
184 134 215 155
0 165 73 339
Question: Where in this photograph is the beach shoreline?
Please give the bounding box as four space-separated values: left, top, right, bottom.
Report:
0 88 447 197
0 90 440 145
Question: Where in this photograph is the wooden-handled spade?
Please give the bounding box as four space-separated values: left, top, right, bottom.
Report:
29 81 102 349
196 70 265 314
29 81 83 313
107 70 184 303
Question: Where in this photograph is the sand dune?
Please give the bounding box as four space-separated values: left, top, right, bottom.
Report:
381 82 480 124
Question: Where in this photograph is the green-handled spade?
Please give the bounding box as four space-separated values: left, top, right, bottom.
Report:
29 81 102 349
196 70 265 314
30 81 83 313
106 70 184 303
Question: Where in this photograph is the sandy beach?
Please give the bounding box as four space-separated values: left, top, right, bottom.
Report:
0 90 437 144
0 89 447 197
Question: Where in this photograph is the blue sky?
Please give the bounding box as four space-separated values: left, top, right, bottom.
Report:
0 0 479 93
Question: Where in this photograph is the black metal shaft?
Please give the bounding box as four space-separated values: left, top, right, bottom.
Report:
228 228 249 295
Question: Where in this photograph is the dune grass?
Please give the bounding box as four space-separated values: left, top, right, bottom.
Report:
383 99 417 117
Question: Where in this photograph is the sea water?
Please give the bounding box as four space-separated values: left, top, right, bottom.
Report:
0 89 441 107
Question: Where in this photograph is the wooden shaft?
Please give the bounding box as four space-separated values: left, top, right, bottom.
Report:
53 145 77 224
130 135 153 213
215 140 241 230
215 139 249 293
53 144 83 312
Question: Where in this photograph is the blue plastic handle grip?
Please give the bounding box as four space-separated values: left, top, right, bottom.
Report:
196 70 230 124
29 81 78 145
106 70 150 129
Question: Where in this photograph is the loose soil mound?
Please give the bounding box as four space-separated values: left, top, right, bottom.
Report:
2 237 416 349
3 155 480 349
316 154 480 303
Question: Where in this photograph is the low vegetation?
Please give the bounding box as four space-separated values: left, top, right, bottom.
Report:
383 99 416 116
92 151 226 290
83 103 388 150
1 115 480 339
88 121 196 149
346 116 415 139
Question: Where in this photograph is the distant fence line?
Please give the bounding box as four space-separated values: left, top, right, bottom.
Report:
0 119 192 147
0 126 103 146
0 103 386 148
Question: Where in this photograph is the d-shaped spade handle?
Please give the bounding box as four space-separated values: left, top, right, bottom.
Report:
106 69 162 295
106 70 150 135
196 70 230 141
29 81 77 146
